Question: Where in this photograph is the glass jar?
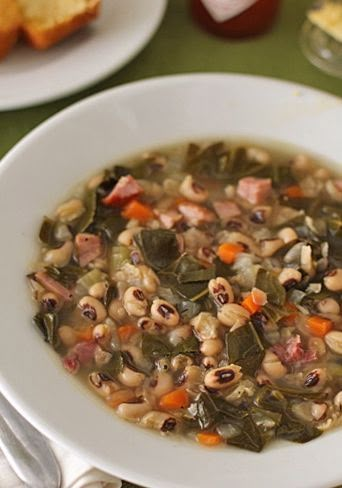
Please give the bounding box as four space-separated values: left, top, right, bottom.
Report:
190 0 282 38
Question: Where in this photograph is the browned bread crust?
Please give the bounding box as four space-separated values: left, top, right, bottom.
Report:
20 0 101 50
0 0 22 59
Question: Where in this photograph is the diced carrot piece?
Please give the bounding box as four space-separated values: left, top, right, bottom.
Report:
159 389 190 410
121 200 154 222
76 326 93 342
283 185 304 199
307 315 333 337
197 431 222 447
241 294 261 315
217 243 244 264
117 324 139 343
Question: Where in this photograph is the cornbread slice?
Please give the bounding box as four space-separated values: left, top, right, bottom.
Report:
0 0 22 59
18 0 101 50
308 1 342 43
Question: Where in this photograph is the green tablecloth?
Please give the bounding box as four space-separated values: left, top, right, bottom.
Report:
1 1 341 487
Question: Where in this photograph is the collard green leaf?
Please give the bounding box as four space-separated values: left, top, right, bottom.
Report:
92 205 126 242
39 217 60 248
141 333 172 360
256 268 286 307
254 387 288 413
33 312 59 348
135 229 180 270
227 415 265 452
226 323 265 376
74 190 96 233
178 267 215 283
276 412 322 443
101 351 124 379
173 336 199 356
45 264 84 287
103 285 118 308
176 300 201 321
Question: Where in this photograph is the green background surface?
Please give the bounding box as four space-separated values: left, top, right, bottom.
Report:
0 1 341 487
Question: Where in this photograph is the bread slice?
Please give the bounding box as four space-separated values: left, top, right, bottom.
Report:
0 0 22 59
18 0 101 50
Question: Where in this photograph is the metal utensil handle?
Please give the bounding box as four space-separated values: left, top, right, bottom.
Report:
0 392 61 488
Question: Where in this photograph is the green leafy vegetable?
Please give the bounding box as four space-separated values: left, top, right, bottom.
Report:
39 217 60 248
227 415 264 452
74 190 96 233
141 333 172 360
103 285 117 307
256 268 286 307
176 300 201 321
276 412 322 443
173 336 199 356
226 323 265 376
33 312 59 348
45 264 84 287
254 387 288 413
101 351 124 379
178 267 215 283
135 229 180 270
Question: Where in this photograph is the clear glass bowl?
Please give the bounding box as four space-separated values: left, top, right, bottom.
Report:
300 19 342 78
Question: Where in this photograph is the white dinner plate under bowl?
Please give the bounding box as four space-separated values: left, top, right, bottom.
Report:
0 74 342 488
0 0 167 111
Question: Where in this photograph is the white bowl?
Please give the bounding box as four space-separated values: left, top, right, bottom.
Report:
0 74 341 488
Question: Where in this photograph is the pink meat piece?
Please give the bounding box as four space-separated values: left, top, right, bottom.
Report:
272 335 317 366
155 210 182 229
102 175 143 206
178 202 216 226
213 200 241 222
62 341 97 374
75 233 102 267
237 177 272 205
35 271 73 301
333 179 342 191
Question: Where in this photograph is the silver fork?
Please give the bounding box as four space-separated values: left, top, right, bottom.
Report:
0 392 61 488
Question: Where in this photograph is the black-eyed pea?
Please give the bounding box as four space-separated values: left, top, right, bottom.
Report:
168 325 192 346
308 337 326 357
303 368 327 389
137 316 163 334
40 292 62 312
122 345 148 370
118 366 145 388
202 356 218 369
156 358 171 372
43 241 73 267
277 227 298 244
55 198 85 223
190 312 220 340
179 175 208 203
333 391 342 411
278 268 302 290
117 227 142 246
262 350 287 379
317 297 340 315
140 411 177 432
92 323 112 346
123 287 148 317
208 277 234 306
58 325 78 347
301 245 315 276
88 371 120 397
108 298 127 321
259 238 284 258
89 281 108 299
204 364 242 390
94 346 112 367
150 299 179 327
217 304 250 328
138 265 160 294
116 401 151 422
200 338 223 357
324 269 342 292
150 371 174 397
171 354 193 371
78 296 107 323
324 331 342 355
183 365 203 387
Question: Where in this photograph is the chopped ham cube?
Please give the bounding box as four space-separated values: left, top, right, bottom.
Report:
272 335 317 366
237 177 272 205
213 200 241 222
75 233 102 267
178 202 216 226
62 341 97 374
102 175 143 206
155 210 182 229
35 271 73 301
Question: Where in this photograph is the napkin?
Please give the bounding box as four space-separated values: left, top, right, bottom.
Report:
0 439 122 488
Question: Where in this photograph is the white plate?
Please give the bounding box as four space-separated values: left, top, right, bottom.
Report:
0 0 167 111
0 74 342 488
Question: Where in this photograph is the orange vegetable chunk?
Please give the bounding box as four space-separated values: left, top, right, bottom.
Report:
307 315 333 337
217 243 244 264
159 389 190 410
